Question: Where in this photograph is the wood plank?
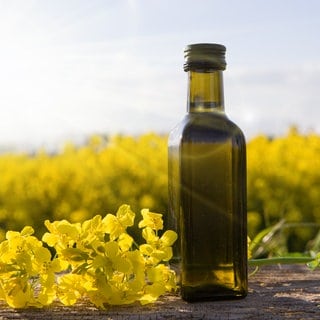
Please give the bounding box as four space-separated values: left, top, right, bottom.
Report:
0 264 319 319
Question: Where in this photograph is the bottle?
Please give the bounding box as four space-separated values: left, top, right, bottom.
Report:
168 43 247 301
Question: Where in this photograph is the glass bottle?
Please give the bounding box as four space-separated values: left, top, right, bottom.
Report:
168 43 247 301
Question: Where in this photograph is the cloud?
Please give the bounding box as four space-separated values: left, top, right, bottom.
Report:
1 0 320 150
0 35 185 150
1 38 320 149
225 64 320 139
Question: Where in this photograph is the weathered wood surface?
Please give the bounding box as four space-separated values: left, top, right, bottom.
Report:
0 265 319 320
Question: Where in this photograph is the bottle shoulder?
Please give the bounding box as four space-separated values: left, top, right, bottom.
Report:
169 113 245 145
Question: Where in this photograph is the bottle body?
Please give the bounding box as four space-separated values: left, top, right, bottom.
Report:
168 43 247 301
169 112 247 301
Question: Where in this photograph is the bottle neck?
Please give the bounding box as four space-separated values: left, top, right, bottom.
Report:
187 70 225 113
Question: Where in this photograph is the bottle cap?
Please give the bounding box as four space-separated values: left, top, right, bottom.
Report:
184 43 226 71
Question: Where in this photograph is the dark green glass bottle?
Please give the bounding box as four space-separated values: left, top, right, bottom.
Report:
168 43 247 301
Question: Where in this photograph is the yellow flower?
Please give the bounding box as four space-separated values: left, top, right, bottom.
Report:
57 274 83 306
42 220 81 250
90 241 132 277
81 215 104 235
0 227 43 276
0 278 34 308
0 205 179 308
103 205 135 240
103 214 124 241
33 246 66 274
138 209 163 231
139 282 166 305
115 205 135 228
147 264 177 291
124 250 145 285
140 227 178 264
117 233 134 252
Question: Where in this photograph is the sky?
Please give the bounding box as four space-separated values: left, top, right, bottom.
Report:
0 0 320 151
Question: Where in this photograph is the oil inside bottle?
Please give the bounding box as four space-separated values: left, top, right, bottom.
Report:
169 114 247 301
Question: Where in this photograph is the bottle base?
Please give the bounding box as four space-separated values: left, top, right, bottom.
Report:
180 285 247 302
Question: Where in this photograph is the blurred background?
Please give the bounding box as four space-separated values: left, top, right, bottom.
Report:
0 0 320 256
1 0 320 151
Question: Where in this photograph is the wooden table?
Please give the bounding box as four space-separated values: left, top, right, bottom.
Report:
0 265 319 319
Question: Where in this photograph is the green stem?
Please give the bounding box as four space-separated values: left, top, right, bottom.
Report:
248 257 314 267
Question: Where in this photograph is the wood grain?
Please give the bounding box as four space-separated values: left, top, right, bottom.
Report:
0 265 319 319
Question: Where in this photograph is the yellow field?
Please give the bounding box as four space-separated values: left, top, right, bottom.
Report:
0 128 319 253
